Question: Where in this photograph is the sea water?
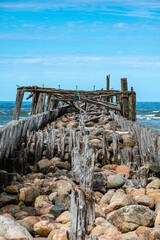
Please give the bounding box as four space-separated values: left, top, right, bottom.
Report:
1 101 160 131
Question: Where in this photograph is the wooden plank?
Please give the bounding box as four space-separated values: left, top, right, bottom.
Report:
13 89 24 120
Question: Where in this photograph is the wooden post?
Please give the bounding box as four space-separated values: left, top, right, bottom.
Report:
13 89 24 120
106 75 110 91
30 93 39 115
70 130 95 240
106 75 110 105
36 93 46 113
121 78 129 119
128 87 136 121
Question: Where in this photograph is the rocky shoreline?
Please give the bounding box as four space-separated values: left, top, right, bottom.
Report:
0 110 160 240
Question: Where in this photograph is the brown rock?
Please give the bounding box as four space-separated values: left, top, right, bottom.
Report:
48 229 69 240
1 204 20 212
95 192 104 203
101 225 124 240
126 188 146 197
5 185 19 194
146 189 160 203
116 165 132 175
34 195 49 208
134 194 154 208
55 211 70 224
23 217 40 228
136 226 150 236
138 226 160 240
1 213 15 220
146 179 160 189
33 220 56 237
155 213 160 226
36 204 53 216
121 134 135 148
19 186 40 205
91 226 107 237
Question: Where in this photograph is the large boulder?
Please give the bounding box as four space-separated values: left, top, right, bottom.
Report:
106 205 156 233
0 216 33 239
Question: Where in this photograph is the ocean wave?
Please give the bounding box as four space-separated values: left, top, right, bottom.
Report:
137 115 160 120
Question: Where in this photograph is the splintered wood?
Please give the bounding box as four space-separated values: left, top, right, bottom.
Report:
70 129 95 240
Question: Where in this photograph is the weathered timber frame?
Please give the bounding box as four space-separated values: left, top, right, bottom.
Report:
13 77 136 121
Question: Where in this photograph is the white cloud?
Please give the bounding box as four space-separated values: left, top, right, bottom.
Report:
22 23 35 27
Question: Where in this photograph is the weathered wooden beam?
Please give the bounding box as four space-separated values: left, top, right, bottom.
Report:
13 90 24 120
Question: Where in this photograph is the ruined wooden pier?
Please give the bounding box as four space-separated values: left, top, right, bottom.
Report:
0 76 140 239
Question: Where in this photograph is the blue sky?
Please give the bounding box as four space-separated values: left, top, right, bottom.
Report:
0 0 160 101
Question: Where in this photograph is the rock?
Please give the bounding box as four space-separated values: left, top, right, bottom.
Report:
17 220 34 236
106 205 157 233
37 159 52 173
93 172 108 193
121 134 135 148
101 225 124 240
49 192 58 204
55 211 70 224
5 185 19 194
0 193 18 207
34 195 49 208
100 190 115 204
54 162 70 171
138 225 160 240
53 180 72 193
116 165 132 175
36 204 53 216
155 199 160 213
146 189 160 203
95 192 104 203
23 216 41 227
0 216 33 240
48 229 69 240
91 226 108 237
27 173 44 180
0 170 8 192
110 190 137 206
95 217 111 227
106 175 125 189
134 194 154 208
95 204 105 218
1 204 20 212
122 231 138 240
155 213 160 226
136 226 150 236
50 204 68 219
13 210 29 220
1 213 15 220
33 220 56 237
146 179 160 189
55 189 70 207
89 139 102 149
19 186 40 205
126 188 146 197
149 162 160 173
124 179 139 189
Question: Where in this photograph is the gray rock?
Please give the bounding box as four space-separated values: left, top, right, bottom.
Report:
50 204 68 218
93 172 108 193
107 205 157 233
0 216 33 239
106 175 125 189
0 193 18 207
100 190 115 204
17 220 35 236
37 159 52 173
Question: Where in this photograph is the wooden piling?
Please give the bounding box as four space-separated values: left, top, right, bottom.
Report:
70 130 95 240
13 89 24 120
121 78 129 119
